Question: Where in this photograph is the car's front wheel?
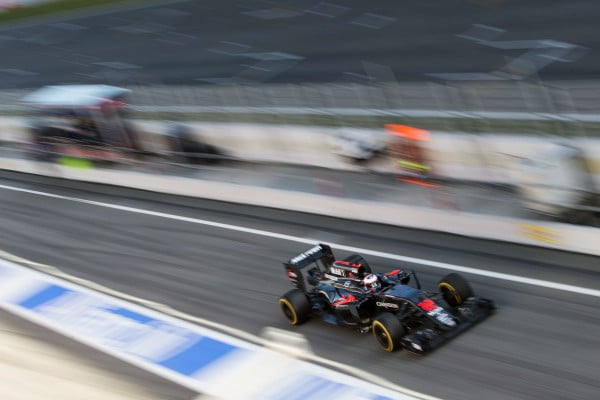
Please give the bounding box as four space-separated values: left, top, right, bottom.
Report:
279 289 311 325
438 273 473 307
372 313 405 352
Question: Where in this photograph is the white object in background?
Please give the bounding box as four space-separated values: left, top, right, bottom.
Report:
511 141 597 220
329 128 387 161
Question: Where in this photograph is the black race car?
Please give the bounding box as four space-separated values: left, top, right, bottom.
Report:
279 244 494 354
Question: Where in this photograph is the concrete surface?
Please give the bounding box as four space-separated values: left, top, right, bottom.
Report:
0 310 199 400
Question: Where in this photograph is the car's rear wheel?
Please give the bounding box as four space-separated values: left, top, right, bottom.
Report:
438 273 473 307
279 289 311 325
372 313 405 352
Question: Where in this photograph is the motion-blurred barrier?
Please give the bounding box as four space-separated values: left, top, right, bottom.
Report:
0 158 597 256
3 116 600 181
1 115 599 223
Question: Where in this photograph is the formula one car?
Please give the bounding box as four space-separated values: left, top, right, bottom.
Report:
279 244 494 354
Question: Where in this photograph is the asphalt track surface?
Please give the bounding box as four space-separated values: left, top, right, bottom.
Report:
0 170 599 400
0 0 598 89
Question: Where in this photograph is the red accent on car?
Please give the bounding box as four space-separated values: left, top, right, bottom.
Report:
385 269 402 276
333 294 357 306
334 260 362 268
418 299 438 312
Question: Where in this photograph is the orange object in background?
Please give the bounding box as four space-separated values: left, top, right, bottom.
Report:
385 124 430 141
385 124 432 181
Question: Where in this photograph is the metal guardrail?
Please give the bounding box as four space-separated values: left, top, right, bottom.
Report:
2 102 599 123
129 106 600 123
4 103 600 123
1 80 600 114
1 81 599 135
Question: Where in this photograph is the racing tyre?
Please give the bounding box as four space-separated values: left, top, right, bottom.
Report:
372 313 405 352
438 273 473 307
279 289 311 326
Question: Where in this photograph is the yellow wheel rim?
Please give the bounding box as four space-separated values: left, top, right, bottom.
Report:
279 298 298 325
439 282 461 304
372 320 395 352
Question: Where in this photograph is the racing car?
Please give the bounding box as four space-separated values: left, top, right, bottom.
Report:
279 244 494 354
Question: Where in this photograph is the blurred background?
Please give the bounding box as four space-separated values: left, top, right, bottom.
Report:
0 0 598 225
0 2 599 400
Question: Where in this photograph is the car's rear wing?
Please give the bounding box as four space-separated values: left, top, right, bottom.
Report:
283 243 335 290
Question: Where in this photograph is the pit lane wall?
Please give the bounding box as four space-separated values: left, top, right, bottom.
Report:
0 157 598 257
2 116 600 186
0 257 424 400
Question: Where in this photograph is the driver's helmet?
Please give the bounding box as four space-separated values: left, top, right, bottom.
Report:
363 274 381 292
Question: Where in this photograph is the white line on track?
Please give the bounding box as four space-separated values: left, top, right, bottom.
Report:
1 183 599 298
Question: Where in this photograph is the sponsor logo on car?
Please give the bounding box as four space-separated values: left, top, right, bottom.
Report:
376 301 399 309
290 245 322 264
418 299 455 327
